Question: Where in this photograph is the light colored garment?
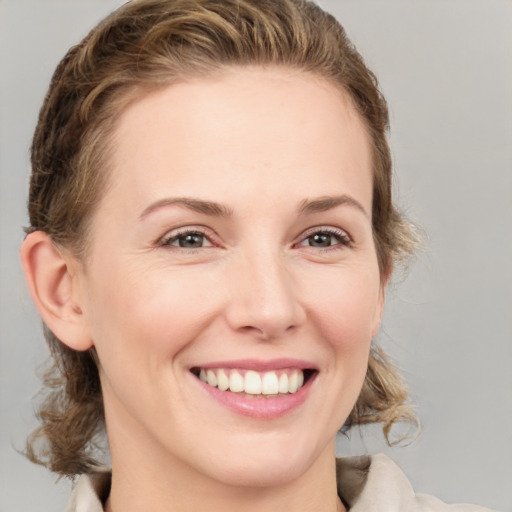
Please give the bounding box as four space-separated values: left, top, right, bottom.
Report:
336 455 497 512
66 454 498 512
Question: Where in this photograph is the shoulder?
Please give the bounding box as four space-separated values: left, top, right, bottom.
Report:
336 453 499 512
66 468 110 512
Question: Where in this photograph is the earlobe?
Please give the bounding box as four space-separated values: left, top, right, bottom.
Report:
20 231 93 351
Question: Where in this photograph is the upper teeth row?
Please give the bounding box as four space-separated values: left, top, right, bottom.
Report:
198 368 305 395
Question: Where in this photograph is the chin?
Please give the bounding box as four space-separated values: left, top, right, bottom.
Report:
212 457 311 489
197 433 328 489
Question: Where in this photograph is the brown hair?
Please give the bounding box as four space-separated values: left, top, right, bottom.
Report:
26 0 419 477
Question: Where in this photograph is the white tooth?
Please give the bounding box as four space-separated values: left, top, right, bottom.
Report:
229 371 244 393
206 369 218 387
278 373 289 394
262 371 279 395
288 370 299 393
199 369 207 383
297 370 304 389
244 370 262 394
217 369 229 391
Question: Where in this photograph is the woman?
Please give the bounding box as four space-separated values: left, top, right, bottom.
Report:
19 0 499 511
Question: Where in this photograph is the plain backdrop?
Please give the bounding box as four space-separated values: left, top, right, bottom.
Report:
1 1 511 511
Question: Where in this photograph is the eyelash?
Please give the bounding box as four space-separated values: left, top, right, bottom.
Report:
295 227 352 250
158 226 352 252
158 227 215 251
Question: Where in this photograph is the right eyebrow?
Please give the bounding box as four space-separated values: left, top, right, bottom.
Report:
298 194 369 218
139 197 234 220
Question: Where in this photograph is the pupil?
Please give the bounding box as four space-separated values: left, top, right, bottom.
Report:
310 233 331 247
179 233 203 248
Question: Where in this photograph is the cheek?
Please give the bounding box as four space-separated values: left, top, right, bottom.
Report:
302 266 381 428
307 265 382 352
85 263 221 361
82 265 224 417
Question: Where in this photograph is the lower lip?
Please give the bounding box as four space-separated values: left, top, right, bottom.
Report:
195 374 316 419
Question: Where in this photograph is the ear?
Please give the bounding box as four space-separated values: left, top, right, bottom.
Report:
20 231 93 351
371 266 391 338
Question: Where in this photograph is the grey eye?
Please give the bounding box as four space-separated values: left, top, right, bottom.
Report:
175 233 206 248
307 233 334 247
298 228 351 249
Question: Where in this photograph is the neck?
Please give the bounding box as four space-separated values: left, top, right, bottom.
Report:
105 433 345 512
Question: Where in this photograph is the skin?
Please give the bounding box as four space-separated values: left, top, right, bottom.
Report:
22 67 386 512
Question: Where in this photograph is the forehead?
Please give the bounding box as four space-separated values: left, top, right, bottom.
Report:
106 66 373 211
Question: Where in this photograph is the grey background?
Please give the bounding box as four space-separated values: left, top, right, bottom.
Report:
1 1 510 511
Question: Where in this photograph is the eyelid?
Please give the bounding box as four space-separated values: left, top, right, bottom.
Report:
295 225 352 248
156 224 352 251
157 225 219 248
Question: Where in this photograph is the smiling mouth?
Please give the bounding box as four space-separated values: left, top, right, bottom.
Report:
190 367 317 397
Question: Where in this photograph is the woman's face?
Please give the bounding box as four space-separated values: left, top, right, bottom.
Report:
76 67 384 487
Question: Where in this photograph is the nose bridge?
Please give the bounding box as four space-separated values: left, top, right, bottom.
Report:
226 243 305 339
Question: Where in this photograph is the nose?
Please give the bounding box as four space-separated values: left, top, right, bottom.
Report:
225 249 306 341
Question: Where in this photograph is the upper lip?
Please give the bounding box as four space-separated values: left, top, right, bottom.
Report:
190 358 317 372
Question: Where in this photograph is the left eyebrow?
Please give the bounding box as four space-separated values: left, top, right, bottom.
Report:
298 195 369 218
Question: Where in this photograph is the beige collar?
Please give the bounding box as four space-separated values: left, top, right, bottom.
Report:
66 454 496 512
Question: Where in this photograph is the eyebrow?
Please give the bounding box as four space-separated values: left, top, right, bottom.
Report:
139 197 233 219
140 194 368 220
298 195 368 217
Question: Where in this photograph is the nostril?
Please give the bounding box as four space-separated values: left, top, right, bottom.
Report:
238 325 272 340
237 323 299 341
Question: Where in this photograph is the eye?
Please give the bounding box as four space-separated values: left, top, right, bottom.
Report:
160 229 214 249
298 227 351 249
